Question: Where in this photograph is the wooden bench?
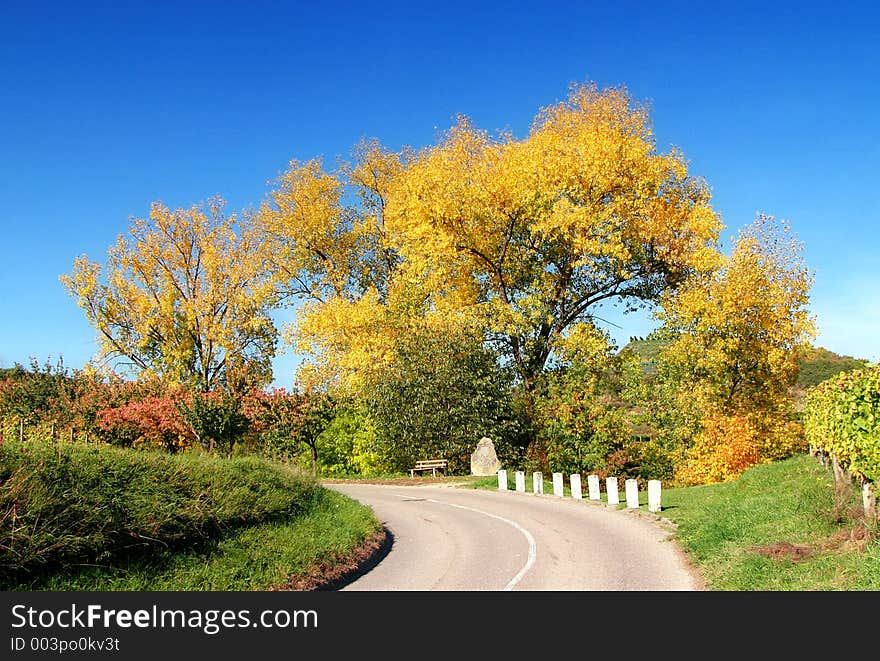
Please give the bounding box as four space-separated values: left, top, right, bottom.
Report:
410 459 448 478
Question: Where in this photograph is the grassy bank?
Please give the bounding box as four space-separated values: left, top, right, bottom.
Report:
10 489 381 591
660 454 879 590
1 440 381 590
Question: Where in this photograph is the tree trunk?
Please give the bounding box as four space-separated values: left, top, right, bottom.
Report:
832 456 847 486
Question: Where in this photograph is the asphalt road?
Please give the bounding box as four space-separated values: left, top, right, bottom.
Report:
328 483 699 591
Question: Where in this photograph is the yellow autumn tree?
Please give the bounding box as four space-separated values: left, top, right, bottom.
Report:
658 214 816 482
259 138 465 391
382 83 722 395
264 83 723 396
61 197 278 392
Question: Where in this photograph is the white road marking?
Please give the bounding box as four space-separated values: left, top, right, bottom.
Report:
396 493 538 590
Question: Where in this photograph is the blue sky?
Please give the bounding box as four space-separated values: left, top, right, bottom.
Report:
2 1 878 386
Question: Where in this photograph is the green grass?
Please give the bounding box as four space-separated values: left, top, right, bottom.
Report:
660 454 879 590
9 489 380 591
467 455 880 590
1 440 381 590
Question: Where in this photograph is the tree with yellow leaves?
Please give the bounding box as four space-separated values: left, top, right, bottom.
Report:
382 84 722 396
258 139 418 391
657 214 816 482
263 83 723 399
659 214 815 416
61 197 278 392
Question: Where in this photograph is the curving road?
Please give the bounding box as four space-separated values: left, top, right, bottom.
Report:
328 483 699 591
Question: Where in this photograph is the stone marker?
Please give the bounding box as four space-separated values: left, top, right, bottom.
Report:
587 474 601 500
498 469 508 491
648 480 662 512
515 471 526 492
471 437 502 476
570 474 583 499
625 479 639 509
532 471 544 494
552 472 564 497
606 477 619 505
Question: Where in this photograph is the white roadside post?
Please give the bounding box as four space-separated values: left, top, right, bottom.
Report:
498 469 508 491
648 480 662 513
625 479 640 509
515 471 526 492
552 472 564 497
570 474 583 500
606 477 619 505
532 472 544 494
587 474 601 501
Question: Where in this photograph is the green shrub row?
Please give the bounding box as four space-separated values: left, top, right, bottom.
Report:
0 440 318 583
803 366 880 482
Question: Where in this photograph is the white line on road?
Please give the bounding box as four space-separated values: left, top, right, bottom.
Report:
397 494 537 590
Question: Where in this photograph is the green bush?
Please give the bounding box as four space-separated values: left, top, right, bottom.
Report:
0 440 317 584
366 329 527 474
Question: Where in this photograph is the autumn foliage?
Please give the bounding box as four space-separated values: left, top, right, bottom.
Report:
653 215 814 484
61 198 277 392
96 394 193 452
264 83 721 399
43 81 818 481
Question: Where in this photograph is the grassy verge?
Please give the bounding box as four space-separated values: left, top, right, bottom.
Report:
467 455 880 590
1 440 381 590
9 489 381 591
660 454 879 590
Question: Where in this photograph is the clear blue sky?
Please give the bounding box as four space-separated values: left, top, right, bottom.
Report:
2 1 878 386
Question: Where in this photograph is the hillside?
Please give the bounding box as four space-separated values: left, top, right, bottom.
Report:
794 346 872 389
620 337 870 388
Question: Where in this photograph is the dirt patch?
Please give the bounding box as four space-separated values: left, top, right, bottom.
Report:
753 541 813 562
268 527 391 591
817 523 872 554
753 523 873 564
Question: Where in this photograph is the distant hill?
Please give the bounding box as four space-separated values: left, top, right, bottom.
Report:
618 336 668 376
619 337 871 389
794 346 872 389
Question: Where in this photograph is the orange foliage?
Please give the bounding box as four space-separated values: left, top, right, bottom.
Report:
675 414 763 484
96 394 194 452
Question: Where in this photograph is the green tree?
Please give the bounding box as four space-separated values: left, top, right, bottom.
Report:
366 327 527 474
176 391 250 455
535 352 631 475
243 389 336 473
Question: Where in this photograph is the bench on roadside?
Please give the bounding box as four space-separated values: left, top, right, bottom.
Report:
410 459 448 478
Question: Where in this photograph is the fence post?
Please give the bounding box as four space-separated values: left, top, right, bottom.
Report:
515 471 526 492
832 456 847 485
648 480 662 513
532 472 543 494
625 479 639 509
552 472 564 497
19 418 24 442
606 477 619 505
864 481 877 523
498 469 508 491
587 474 601 501
570 474 583 500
